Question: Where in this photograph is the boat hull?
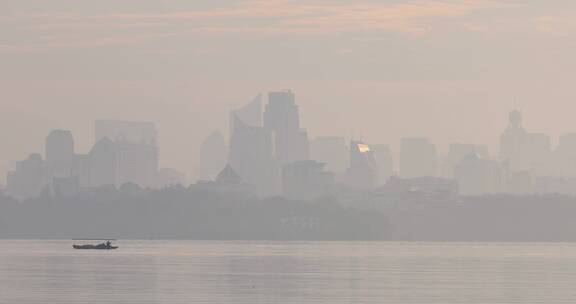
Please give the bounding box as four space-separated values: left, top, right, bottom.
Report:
73 244 118 250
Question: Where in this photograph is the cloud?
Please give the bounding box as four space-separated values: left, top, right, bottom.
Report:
0 0 505 51
278 1 504 35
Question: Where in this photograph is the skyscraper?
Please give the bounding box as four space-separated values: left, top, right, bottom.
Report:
454 152 503 195
553 133 576 178
45 130 75 177
88 137 117 188
443 143 488 178
229 94 263 134
116 141 158 188
6 153 45 199
400 137 438 178
264 90 309 165
265 91 300 132
44 130 81 197
525 133 551 176
346 141 378 190
499 110 552 192
229 110 279 196
46 130 74 163
94 120 159 188
371 144 394 185
74 154 90 188
95 120 157 145
500 110 529 171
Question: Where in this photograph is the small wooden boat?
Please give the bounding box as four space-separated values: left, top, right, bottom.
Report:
73 242 118 250
73 244 118 250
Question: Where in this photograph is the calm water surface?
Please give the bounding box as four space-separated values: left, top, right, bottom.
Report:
1 240 576 303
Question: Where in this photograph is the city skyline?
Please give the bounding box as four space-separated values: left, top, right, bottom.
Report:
7 89 576 199
4 92 576 186
5 1 576 187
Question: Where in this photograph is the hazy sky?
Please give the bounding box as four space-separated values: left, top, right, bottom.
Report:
2 0 576 183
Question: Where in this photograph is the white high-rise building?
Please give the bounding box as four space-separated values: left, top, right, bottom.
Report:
94 120 158 188
229 99 279 196
264 90 309 165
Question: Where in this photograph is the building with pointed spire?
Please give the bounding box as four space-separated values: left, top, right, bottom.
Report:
216 164 243 185
500 109 529 171
191 164 255 197
499 110 554 193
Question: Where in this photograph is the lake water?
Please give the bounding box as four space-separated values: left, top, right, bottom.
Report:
1 240 576 303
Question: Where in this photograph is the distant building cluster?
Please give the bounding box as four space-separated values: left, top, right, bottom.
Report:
198 93 576 200
6 120 185 199
198 91 439 200
195 91 451 200
6 91 576 201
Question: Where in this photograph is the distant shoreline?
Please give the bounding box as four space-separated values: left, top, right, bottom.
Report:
3 190 576 242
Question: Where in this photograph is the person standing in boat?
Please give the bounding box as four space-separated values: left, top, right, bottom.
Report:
106 240 111 249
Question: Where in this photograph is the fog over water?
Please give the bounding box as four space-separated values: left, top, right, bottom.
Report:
3 240 576 304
